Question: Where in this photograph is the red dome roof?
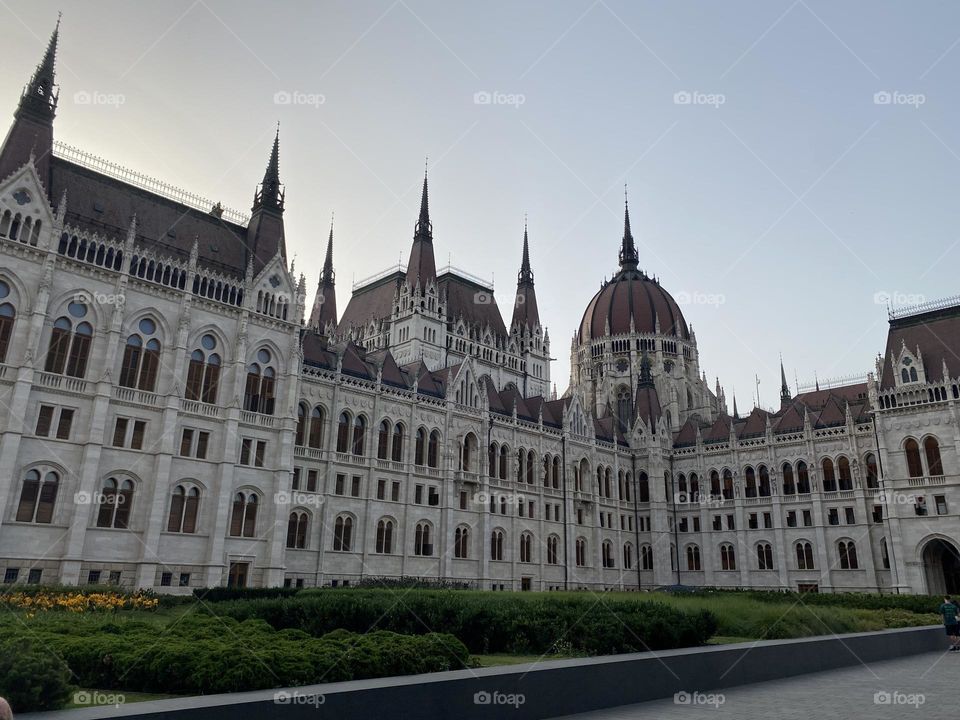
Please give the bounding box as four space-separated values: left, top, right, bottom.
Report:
579 269 689 342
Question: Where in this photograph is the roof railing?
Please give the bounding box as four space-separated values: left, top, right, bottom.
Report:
437 264 494 291
52 141 250 226
889 294 960 320
353 263 405 291
797 373 867 393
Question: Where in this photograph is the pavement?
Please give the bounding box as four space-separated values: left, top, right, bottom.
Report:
554 650 959 720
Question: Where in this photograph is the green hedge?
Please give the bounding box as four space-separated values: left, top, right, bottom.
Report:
208 589 717 655
684 588 945 615
192 586 303 603
0 639 74 712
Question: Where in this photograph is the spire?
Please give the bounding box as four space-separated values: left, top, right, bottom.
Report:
512 218 541 332
322 215 335 285
310 216 338 334
780 355 791 407
638 349 654 386
618 185 639 271
518 217 533 284
732 388 739 419
405 164 437 288
19 14 60 122
253 124 284 212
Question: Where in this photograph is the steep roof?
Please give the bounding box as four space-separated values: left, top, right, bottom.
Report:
879 302 960 389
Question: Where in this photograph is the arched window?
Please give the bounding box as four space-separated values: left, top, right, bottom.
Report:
185 334 220 403
428 430 440 468
688 473 698 502
837 456 852 491
295 404 307 446
244 350 276 414
95 477 134 528
838 540 859 569
757 542 774 570
640 544 654 570
286 511 308 549
167 484 200 533
415 428 427 466
120 317 162 391
552 456 560 489
518 448 527 483
616 385 632 430
575 537 587 567
782 463 795 495
333 515 353 551
336 412 351 453
0 280 16 364
45 305 93 377
489 442 498 477
526 450 535 484
547 535 560 564
821 458 836 492
796 461 810 494
462 433 477 472
881 538 890 569
865 453 879 488
15 469 59 523
602 540 615 568
499 446 509 480
520 533 533 563
308 406 324 449
352 416 366 456
454 526 470 558
376 518 394 553
414 522 432 556
392 423 404 462
744 467 757 498
720 544 736 570
924 437 943 476
623 543 634 569
904 439 924 478
722 470 734 499
796 542 814 570
229 492 258 537
491 529 504 561
710 470 721 498
377 420 390 459
638 471 650 502
686 544 701 571
758 465 771 496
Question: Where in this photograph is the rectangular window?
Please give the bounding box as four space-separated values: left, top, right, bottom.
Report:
292 468 301 490
872 504 883 523
415 484 424 504
529 501 535 519
109 570 122 585
787 511 797 528
377 479 387 500
180 429 194 457
307 470 318 492
678 516 687 532
351 476 361 497
36 405 54 437
428 486 439 506
713 515 722 531
87 570 101 584
763 512 772 529
519 502 526 518
55 408 74 440
239 438 252 466
748 513 758 530
726 514 735 530
802 509 813 527
179 573 190 587
112 417 128 447
460 491 467 510
196 431 209 459
160 572 172 587
335 474 345 495
693 517 701 532
935 495 948 515
255 441 267 467
844 507 855 525
828 508 839 525
131 420 146 450
27 568 42 584
391 481 400 502
577 508 584 524
3 568 18 584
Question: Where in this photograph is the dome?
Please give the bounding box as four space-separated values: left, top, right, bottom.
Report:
579 268 689 342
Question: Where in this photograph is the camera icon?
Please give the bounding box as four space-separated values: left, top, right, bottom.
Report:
73 691 92 705
873 91 892 105
74 491 92 505
473 291 493 305
474 691 492 705
274 491 291 505
274 90 292 105
674 691 691 705
73 91 92 105
874 691 892 705
274 691 291 705
473 91 492 105
673 91 692 105
514 293 526 306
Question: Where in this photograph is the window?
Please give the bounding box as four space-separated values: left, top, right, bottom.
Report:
712 515 722 531
119 317 162 391
575 537 587 567
130 420 145 449
112 417 146 449
491 530 504 560
904 438 924 478
352 416 367 456
377 479 386 500
306 470 318 492
333 515 353 551
3 568 18 584
786 510 797 527
15 469 59 523
229 492 258 537
601 540 614 569
428 486 439 506
45 308 93 378
685 545 701 571
376 518 394 553
865 453 879 488
838 540 859 569
623 543 633 569
160 572 172 587
337 412 351 453
391 481 400 502
726 514 735 530
748 513 758 530
351 476 361 497
286 511 308 549
377 420 390 459
243 350 276 414
392 423 404 462
239 439 252 465
167 485 200 533
757 543 774 570
638 472 650 502
796 542 815 570
414 522 432 556
881 539 890 569
641 544 653 570
821 458 836 492
872 504 884 523
844 507 855 525
27 568 42 584
35 406 73 439
112 417 128 446
924 437 943 476
87 570 101 584
827 508 839 525
335 474 345 495
179 573 190 587
95 477 134 529
255 441 266 467
454 526 470 558
521 533 533 563
802 510 813 527
763 512 772 529
935 495 948 515
796 461 810 493
415 484 423 504
547 535 559 564
782 463 795 495
0 281 15 364
227 562 248 588
185 334 221 403
35 405 54 436
720 544 736 570
180 429 194 456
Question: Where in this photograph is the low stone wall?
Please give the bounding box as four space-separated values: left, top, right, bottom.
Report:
24 625 946 720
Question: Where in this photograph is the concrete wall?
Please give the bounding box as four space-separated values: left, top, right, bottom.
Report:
23 625 946 720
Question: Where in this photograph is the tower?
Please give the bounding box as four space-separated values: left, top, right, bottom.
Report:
510 220 550 396
246 127 287 273
309 218 338 335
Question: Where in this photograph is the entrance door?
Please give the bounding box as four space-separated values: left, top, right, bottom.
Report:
228 562 249 588
922 540 960 595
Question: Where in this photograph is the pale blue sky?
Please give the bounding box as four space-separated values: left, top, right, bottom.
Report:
2 1 958 407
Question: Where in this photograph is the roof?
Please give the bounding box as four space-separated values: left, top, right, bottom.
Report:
879 302 960 389
440 271 508 339
339 271 403 330
579 268 689 342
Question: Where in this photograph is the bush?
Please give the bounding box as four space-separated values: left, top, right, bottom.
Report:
192 586 302 603
206 589 717 655
0 639 74 713
683 588 944 615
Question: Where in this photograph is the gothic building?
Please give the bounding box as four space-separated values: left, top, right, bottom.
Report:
0 23 957 594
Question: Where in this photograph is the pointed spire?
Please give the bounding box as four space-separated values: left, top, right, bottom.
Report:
322 215 335 285
310 215 338 334
518 216 533 284
18 14 60 121
512 218 540 333
253 124 284 212
638 349 654 387
780 355 791 407
415 164 431 241
732 391 739 419
406 164 437 288
618 185 639 271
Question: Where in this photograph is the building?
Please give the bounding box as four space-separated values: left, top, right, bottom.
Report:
0 23 957 594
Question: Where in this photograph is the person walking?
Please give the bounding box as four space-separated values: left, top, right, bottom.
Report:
940 595 960 652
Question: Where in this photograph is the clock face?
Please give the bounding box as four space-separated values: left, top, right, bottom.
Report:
616 359 628 372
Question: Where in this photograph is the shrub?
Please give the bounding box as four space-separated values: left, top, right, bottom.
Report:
192 586 302 603
0 639 74 713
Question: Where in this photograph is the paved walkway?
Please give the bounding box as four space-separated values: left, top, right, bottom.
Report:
555 651 957 720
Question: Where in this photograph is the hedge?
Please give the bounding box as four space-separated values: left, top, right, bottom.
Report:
207 589 718 655
683 588 945 615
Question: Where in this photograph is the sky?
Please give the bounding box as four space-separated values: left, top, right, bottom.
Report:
1 0 958 409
